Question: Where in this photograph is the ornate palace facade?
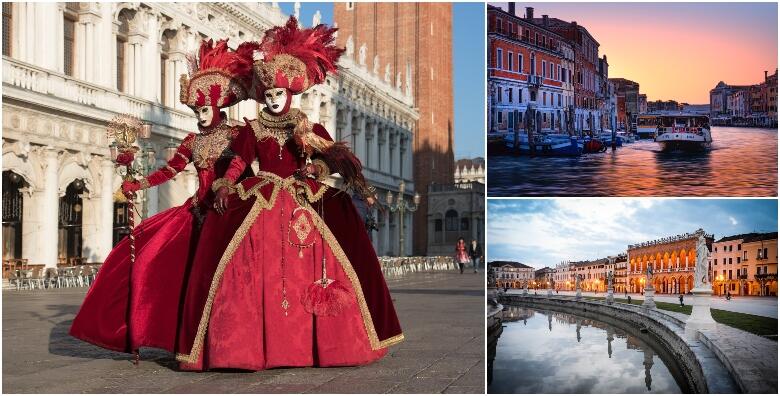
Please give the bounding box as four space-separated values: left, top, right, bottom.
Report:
2 2 418 270
627 231 714 295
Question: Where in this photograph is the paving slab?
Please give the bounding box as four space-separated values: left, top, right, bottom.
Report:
2 270 485 394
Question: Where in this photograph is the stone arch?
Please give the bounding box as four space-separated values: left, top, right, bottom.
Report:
59 159 95 198
1 147 39 191
662 252 670 270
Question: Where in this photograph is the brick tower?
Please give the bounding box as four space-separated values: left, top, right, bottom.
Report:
334 2 455 255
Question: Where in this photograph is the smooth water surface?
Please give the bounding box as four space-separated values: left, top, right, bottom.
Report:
488 307 687 394
488 127 777 196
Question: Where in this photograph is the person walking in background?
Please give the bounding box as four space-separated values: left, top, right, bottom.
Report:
455 237 470 274
468 239 482 274
679 294 684 307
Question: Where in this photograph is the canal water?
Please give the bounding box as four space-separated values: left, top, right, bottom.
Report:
488 127 777 196
488 307 689 394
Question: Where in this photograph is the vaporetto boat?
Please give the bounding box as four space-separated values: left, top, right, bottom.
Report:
653 114 713 151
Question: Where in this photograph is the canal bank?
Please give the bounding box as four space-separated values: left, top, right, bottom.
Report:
492 293 759 393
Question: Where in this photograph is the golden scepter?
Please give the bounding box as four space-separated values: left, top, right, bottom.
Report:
106 114 150 366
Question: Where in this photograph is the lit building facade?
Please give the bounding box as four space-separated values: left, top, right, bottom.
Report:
490 261 534 288
711 232 777 296
627 231 714 295
2 2 419 271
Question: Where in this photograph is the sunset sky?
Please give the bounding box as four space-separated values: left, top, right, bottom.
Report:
491 2 778 104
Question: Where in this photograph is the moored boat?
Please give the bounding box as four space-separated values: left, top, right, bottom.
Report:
504 133 581 156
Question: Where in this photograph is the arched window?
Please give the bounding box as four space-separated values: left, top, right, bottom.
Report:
445 209 458 231
460 217 470 231
116 10 131 92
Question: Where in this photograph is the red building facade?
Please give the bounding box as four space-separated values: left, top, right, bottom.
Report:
487 4 573 134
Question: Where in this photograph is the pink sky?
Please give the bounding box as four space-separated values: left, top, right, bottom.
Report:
491 2 778 103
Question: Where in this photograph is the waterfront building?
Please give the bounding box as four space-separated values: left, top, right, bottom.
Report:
454 157 485 184
614 254 628 293
709 71 776 127
767 69 778 126
534 266 555 288
1 2 418 269
490 261 534 288
638 94 648 114
528 10 601 135
610 78 640 131
487 4 572 135
627 231 714 295
334 2 455 256
648 100 683 113
710 232 777 296
597 55 616 131
553 255 621 292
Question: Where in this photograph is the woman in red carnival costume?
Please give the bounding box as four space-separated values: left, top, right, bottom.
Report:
172 17 403 371
69 39 258 358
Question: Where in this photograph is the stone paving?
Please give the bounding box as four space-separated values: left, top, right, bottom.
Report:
516 289 779 318
2 270 485 394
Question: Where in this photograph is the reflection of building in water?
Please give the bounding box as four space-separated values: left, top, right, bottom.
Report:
607 326 614 358
643 348 654 391
502 306 535 323
628 231 714 294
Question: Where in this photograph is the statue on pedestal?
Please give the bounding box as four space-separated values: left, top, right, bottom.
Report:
694 230 710 290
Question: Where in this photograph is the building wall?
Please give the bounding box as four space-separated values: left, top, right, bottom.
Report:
711 235 778 296
334 2 455 256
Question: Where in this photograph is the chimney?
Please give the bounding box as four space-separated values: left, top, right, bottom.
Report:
765 70 768 81
542 15 549 27
525 7 534 20
508 3 515 16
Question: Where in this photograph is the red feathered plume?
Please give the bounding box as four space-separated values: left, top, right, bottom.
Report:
197 39 259 86
260 16 344 86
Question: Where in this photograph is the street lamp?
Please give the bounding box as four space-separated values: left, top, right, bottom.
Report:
715 274 724 296
384 180 420 257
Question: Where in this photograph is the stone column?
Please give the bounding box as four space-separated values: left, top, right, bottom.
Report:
42 148 60 268
21 186 46 267
99 158 115 261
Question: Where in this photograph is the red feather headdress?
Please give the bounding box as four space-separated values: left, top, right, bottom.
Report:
254 16 344 95
180 39 260 109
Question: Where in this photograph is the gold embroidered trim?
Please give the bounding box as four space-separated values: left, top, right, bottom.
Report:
175 194 275 364
312 159 330 181
164 165 178 175
259 108 303 127
211 177 234 193
180 69 250 108
176 152 189 162
234 172 329 206
249 120 293 147
139 177 151 190
175 176 401 362
190 125 237 169
305 132 334 153
254 55 309 93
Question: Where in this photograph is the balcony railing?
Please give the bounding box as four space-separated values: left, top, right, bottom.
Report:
3 56 196 133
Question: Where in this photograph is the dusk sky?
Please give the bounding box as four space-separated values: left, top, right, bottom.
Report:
490 2 778 104
280 2 486 159
487 199 778 269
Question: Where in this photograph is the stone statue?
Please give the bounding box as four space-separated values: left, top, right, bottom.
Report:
396 72 402 89
694 230 710 289
358 43 367 66
373 55 380 75
607 271 613 288
575 274 582 289
312 10 321 26
384 64 391 83
646 264 653 279
345 36 354 58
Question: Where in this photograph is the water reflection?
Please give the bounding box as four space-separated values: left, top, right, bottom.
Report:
488 306 688 394
488 127 777 196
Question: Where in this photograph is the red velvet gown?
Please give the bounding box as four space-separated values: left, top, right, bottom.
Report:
174 109 403 370
69 122 253 354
